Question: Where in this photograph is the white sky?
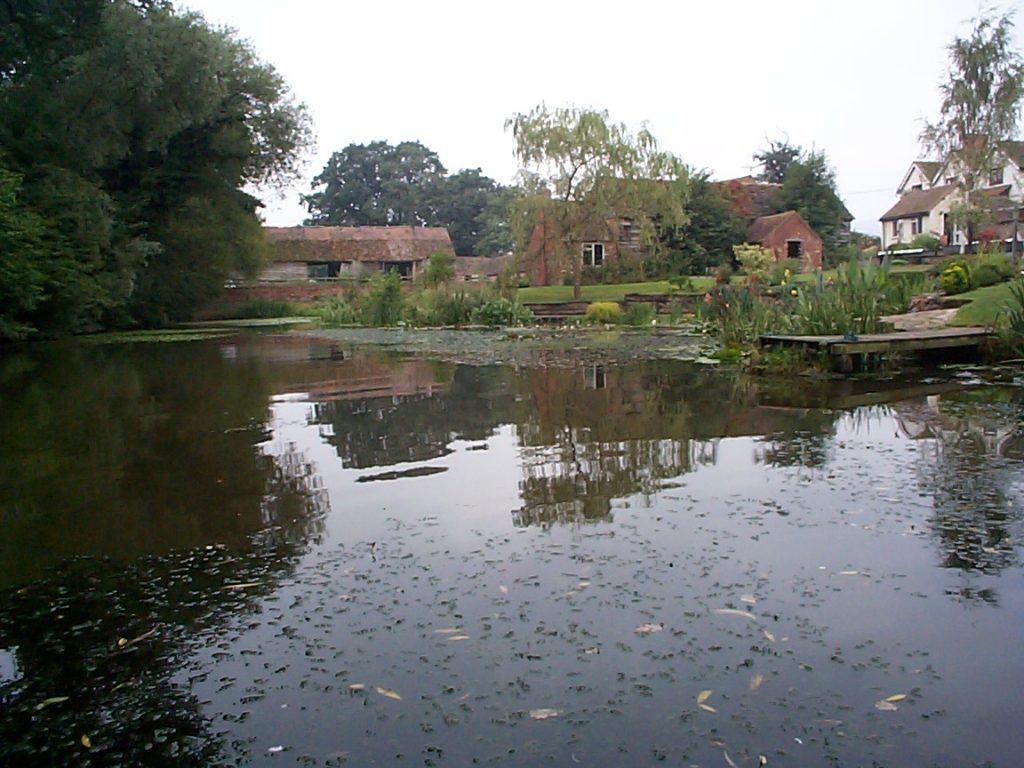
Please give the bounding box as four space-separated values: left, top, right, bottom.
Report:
183 0 1023 236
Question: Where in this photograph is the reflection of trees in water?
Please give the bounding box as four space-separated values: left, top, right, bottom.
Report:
0 342 330 765
312 364 521 468
0 447 329 766
895 393 1024 577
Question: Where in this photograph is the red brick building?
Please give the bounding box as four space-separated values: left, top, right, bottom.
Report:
746 211 823 270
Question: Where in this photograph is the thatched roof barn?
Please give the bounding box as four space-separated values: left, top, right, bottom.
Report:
260 226 454 280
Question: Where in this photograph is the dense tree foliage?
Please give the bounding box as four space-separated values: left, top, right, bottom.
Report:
663 173 746 275
304 141 514 256
778 150 850 248
753 138 801 184
0 0 311 338
507 105 689 298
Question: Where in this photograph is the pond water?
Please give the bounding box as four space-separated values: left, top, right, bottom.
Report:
1 331 1023 767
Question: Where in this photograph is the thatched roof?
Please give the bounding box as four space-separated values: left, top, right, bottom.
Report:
264 226 454 263
714 176 782 219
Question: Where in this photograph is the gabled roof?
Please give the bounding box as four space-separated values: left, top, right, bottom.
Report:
879 184 955 221
916 161 943 182
747 210 820 243
897 160 943 193
264 226 453 263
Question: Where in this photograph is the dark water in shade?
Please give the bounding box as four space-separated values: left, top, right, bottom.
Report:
1 332 1023 767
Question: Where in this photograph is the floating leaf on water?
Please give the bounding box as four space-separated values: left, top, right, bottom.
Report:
584 647 600 655
80 735 92 749
762 629 776 642
220 582 261 591
499 585 508 594
885 693 907 702
760 756 768 766
116 637 128 648
724 750 738 768
697 690 712 704
740 595 757 605
267 745 284 753
35 696 69 710
699 703 717 713
750 673 765 691
434 628 462 634
875 700 899 711
838 570 859 576
448 635 470 641
376 687 402 701
577 581 590 589
529 708 560 720
634 623 663 635
713 608 757 621
348 684 365 692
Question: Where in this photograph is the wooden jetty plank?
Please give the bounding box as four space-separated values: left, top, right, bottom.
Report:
759 327 993 372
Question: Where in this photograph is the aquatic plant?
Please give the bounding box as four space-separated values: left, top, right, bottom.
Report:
472 297 534 327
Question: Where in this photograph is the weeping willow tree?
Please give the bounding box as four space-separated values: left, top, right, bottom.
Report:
921 9 1024 243
506 106 689 298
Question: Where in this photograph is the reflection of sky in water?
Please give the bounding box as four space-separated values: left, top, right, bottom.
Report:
0 647 18 685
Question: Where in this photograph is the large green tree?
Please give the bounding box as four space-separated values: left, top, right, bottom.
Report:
921 9 1024 241
304 141 515 255
507 105 689 298
778 149 850 248
0 0 311 336
753 138 801 184
304 140 446 228
663 173 746 275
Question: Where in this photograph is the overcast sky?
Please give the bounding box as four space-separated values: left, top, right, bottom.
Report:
184 0 1022 236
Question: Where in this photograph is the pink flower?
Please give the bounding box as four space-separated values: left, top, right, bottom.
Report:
704 292 712 304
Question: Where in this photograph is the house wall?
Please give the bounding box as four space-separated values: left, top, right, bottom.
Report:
881 189 961 249
758 219 823 270
898 164 935 195
524 221 621 286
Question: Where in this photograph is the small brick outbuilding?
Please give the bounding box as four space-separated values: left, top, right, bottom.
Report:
746 210 823 270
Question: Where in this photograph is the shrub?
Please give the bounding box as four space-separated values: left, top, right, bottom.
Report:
472 297 533 327
404 288 486 326
361 270 404 326
714 261 734 284
910 233 941 253
940 264 971 295
733 243 775 279
422 251 455 286
314 297 358 326
971 263 1003 289
974 250 1016 281
622 302 656 326
584 301 623 324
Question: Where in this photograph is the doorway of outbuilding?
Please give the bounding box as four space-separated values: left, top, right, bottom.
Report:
786 240 802 259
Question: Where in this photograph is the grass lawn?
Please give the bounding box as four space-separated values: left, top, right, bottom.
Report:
950 281 1023 327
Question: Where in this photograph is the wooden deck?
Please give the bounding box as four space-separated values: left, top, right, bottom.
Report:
760 327 993 372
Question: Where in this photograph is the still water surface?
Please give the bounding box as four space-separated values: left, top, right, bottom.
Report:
1 332 1023 767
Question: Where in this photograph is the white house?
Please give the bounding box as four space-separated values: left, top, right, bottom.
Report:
880 141 1024 250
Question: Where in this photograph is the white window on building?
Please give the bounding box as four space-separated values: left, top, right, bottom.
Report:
892 221 900 240
582 242 605 267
